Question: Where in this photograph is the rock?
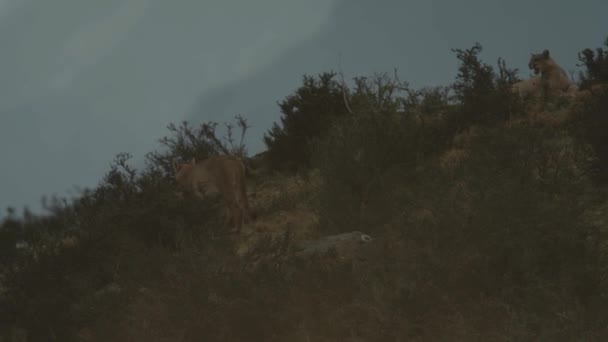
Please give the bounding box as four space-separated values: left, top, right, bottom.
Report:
293 231 373 260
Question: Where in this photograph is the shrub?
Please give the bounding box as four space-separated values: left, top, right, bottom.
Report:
450 43 523 128
263 72 352 172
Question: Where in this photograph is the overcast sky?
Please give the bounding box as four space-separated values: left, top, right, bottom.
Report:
0 0 606 216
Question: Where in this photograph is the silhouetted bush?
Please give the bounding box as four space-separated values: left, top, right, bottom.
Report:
450 43 523 129
263 72 352 172
578 37 608 88
568 36 608 184
312 94 448 234
309 42 608 340
0 118 249 341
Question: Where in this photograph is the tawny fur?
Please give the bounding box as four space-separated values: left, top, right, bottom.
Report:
511 49 580 100
512 75 542 99
527 49 576 97
173 155 251 234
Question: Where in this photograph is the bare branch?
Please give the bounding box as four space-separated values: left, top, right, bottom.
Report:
201 123 231 155
391 67 404 90
235 114 250 157
337 52 354 115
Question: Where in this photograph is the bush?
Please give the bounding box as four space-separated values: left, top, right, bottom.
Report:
578 37 608 88
309 43 608 339
312 113 444 234
569 36 608 184
263 72 352 172
450 43 523 128
0 118 249 341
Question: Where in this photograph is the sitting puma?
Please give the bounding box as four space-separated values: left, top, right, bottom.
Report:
173 155 252 234
512 49 579 100
528 49 578 98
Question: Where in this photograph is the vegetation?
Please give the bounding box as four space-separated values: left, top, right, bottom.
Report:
569 38 608 184
2 37 608 341
263 72 351 172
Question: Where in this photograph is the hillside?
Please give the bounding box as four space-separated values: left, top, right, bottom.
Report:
1 39 608 341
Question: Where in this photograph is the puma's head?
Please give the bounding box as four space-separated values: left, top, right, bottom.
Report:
528 49 552 75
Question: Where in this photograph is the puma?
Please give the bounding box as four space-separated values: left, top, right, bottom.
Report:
173 155 252 234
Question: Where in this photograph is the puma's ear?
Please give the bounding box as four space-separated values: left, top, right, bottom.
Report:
542 49 550 57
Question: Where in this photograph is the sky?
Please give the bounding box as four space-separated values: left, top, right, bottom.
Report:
0 0 606 216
